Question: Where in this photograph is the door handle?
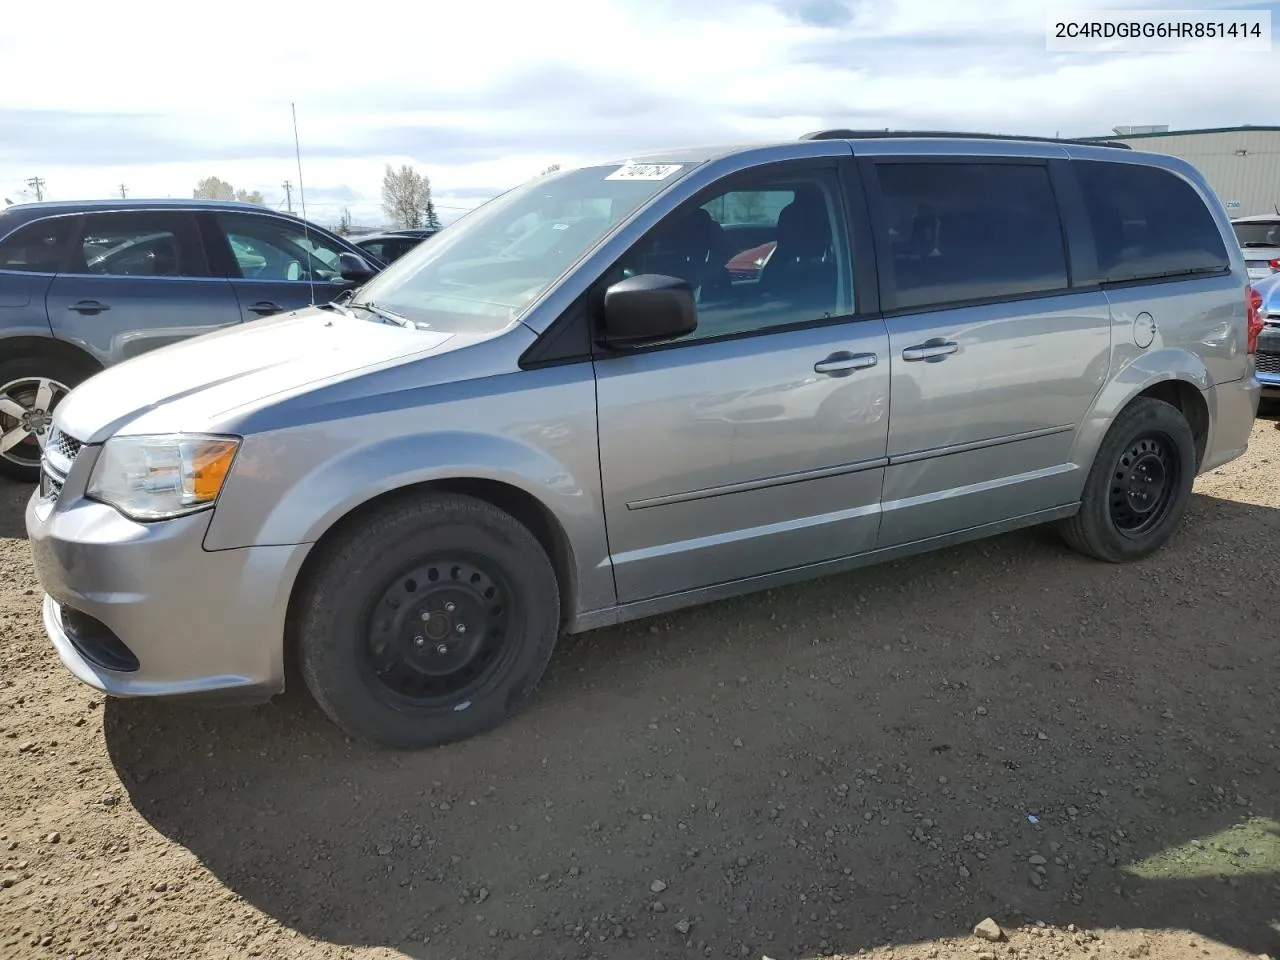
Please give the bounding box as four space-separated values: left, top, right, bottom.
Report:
902 340 958 362
247 301 283 316
69 300 109 315
814 351 878 376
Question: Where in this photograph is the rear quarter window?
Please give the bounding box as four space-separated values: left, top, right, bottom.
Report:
1075 160 1230 283
0 216 76 273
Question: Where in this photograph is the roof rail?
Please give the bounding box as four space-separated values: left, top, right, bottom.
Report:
798 129 1133 150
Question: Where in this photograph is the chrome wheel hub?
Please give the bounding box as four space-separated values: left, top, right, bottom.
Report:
0 377 71 467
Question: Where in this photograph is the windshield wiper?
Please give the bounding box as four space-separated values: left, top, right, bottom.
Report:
348 300 415 329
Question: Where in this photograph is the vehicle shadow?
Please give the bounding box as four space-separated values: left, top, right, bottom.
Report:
102 490 1280 959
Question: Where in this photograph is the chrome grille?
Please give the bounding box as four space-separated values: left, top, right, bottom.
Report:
39 427 83 502
39 466 64 501
47 428 83 463
1256 352 1280 375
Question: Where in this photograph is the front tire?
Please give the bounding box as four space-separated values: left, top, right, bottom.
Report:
1058 397 1197 563
298 494 560 749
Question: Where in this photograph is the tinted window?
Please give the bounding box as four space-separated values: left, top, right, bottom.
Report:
215 213 347 282
72 212 207 278
356 239 390 262
0 217 76 273
874 163 1069 311
1076 160 1229 283
616 168 852 343
1233 220 1280 248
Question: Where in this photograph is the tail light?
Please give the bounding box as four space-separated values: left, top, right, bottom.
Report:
1247 284 1263 355
1270 258 1280 272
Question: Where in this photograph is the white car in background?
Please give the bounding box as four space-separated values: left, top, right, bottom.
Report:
1232 214 1280 280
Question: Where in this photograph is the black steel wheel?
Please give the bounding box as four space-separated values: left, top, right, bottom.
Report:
1107 433 1181 537
298 494 560 749
1059 396 1197 563
364 556 517 705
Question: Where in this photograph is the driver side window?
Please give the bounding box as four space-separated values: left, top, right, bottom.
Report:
615 167 853 343
214 212 346 283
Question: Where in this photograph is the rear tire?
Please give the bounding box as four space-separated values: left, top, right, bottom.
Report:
1058 397 1197 563
0 353 95 483
297 493 560 749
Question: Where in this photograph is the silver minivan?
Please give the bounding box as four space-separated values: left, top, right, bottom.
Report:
25 132 1263 749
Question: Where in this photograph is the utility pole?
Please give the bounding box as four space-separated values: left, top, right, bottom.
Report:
26 176 45 201
281 180 293 213
119 184 128 199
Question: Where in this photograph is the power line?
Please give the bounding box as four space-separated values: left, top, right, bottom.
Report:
26 176 44 201
281 179 293 213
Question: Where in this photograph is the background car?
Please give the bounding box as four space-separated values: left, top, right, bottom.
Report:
0 199 379 481
1251 270 1280 400
1232 214 1280 281
351 228 435 264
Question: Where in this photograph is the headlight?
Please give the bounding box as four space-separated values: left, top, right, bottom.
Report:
87 434 241 521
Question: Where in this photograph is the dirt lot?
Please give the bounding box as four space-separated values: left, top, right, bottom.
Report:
1 421 1279 960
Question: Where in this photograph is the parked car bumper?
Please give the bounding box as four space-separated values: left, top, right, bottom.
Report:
1257 368 1280 398
25 489 307 703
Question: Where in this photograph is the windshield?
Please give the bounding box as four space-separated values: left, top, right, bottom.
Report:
1233 220 1280 247
350 162 694 333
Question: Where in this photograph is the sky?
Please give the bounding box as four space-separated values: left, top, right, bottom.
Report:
1 0 1276 229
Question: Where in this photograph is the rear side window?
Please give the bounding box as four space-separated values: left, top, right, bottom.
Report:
0 217 76 273
872 162 1069 311
71 212 209 278
1075 160 1229 283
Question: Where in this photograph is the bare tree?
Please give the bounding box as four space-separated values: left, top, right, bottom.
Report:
193 177 264 205
193 176 235 200
337 208 353 236
381 164 434 229
540 164 562 177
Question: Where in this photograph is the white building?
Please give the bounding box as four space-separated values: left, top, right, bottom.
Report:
1086 125 1280 218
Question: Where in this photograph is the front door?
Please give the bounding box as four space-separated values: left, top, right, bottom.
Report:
206 211 359 320
861 157 1113 548
46 210 241 364
594 162 892 604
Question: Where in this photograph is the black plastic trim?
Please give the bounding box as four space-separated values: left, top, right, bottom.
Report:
1048 158 1100 288
518 298 593 369
801 129 1132 149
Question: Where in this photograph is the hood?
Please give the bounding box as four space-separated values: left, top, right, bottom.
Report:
55 308 458 443
1257 271 1280 318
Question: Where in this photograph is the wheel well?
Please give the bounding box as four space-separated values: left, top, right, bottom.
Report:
0 336 102 378
283 479 578 673
1136 379 1209 469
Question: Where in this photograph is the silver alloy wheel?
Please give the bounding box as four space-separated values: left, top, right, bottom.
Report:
0 377 71 469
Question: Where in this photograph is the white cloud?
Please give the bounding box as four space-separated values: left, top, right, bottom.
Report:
1 0 1273 227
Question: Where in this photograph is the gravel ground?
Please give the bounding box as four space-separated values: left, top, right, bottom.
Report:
1 419 1278 960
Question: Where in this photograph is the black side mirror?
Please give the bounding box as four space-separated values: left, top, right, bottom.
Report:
337 251 377 283
600 274 697 348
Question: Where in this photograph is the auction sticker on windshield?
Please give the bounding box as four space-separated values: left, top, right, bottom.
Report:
606 163 683 181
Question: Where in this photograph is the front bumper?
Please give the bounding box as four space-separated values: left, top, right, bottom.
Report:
25 471 309 703
1255 365 1280 398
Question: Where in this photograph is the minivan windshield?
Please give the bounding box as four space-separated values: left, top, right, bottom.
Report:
1233 220 1280 247
349 162 695 333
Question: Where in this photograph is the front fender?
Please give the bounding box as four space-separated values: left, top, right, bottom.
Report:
1069 347 1212 475
201 373 614 615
